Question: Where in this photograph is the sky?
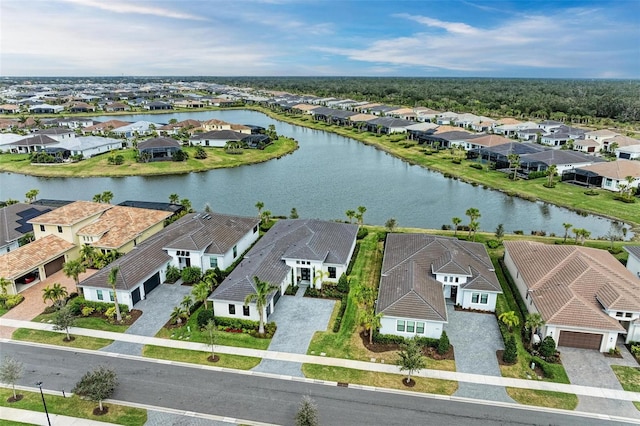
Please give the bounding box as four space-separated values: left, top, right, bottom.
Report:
1 0 639 78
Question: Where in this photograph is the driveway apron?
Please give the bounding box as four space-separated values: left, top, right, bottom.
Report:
561 345 640 419
252 294 335 377
444 305 515 403
101 283 192 356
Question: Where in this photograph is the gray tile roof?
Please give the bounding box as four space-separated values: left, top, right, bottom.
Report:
79 212 258 291
520 149 605 166
138 137 180 150
0 203 52 245
376 234 501 321
625 246 640 260
212 219 358 303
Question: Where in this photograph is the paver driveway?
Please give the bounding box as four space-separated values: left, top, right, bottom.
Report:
444 305 515 403
561 344 640 419
252 293 335 376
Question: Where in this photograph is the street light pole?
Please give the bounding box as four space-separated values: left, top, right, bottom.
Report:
35 381 52 426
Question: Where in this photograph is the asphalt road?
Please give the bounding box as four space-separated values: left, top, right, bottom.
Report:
2 342 633 426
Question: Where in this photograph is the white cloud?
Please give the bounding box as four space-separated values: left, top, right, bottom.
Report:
58 0 207 21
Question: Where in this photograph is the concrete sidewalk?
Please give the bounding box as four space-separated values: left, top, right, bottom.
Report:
1 406 115 425
2 317 640 403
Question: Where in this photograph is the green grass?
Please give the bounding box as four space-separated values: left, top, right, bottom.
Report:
32 313 129 332
302 364 458 395
0 420 33 426
506 388 578 410
142 345 261 370
155 306 271 350
0 307 8 317
11 329 113 350
611 365 640 392
0 388 147 425
0 137 297 178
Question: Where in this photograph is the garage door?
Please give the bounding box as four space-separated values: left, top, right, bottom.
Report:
131 287 141 306
558 331 602 350
142 272 161 295
44 256 65 277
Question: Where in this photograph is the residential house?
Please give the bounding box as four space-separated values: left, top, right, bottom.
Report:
4 134 59 153
493 121 538 137
365 117 413 134
111 121 158 138
0 203 53 255
385 108 417 121
67 102 95 113
138 137 181 161
202 119 233 132
157 119 202 136
0 104 20 114
103 102 131 112
537 120 563 133
573 138 600 154
28 104 64 114
504 241 640 351
189 130 247 147
210 219 358 322
563 160 640 192
62 136 123 158
624 246 640 279
82 120 130 135
376 234 501 339
519 149 605 175
413 107 441 122
460 134 511 151
604 135 640 153
541 132 571 148
436 112 458 125
145 101 173 111
517 128 542 141
616 145 640 160
32 128 76 142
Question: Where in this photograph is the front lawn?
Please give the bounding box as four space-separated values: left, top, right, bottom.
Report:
505 387 578 411
301 364 458 395
142 345 261 370
11 329 113 350
611 365 640 392
155 305 271 350
0 388 147 425
33 312 130 333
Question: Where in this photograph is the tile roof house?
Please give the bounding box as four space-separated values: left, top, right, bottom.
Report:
189 130 247 147
3 134 60 153
82 120 131 135
138 137 181 161
78 212 260 309
211 219 358 322
566 160 640 192
376 234 501 339
504 241 640 351
625 246 640 279
0 203 53 255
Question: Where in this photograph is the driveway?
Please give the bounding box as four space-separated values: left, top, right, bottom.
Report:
561 344 640 419
101 282 192 356
444 305 514 403
252 293 335 377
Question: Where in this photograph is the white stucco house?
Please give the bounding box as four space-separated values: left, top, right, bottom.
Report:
376 234 502 339
210 219 358 322
504 241 640 351
625 246 640 280
572 160 640 192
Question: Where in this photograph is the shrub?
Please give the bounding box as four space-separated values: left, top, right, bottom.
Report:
356 228 369 240
214 316 277 338
377 231 387 242
437 330 450 355
539 336 557 358
527 171 546 179
172 149 188 162
372 332 406 345
104 306 117 320
486 239 501 249
337 273 349 293
305 287 321 298
81 306 95 317
451 159 461 164
345 243 360 275
197 309 215 329
332 295 348 332
194 147 207 159
67 297 129 317
181 266 202 284
584 189 599 196
165 265 181 283
469 163 483 170
503 334 517 363
513 230 524 235
1 294 24 309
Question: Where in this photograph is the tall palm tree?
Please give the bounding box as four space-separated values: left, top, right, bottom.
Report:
255 201 264 217
451 217 461 237
525 313 545 350
108 267 122 322
507 153 520 180
465 207 481 239
244 276 278 336
80 244 97 268
181 295 193 316
169 193 180 204
356 206 367 225
359 309 384 344
62 259 86 294
345 210 356 223
562 223 572 243
192 281 211 310
101 191 114 204
546 164 557 187
42 283 68 308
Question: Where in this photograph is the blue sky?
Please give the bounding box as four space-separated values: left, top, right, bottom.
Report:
1 0 638 78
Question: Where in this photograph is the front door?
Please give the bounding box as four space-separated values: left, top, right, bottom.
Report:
450 286 458 303
300 268 310 282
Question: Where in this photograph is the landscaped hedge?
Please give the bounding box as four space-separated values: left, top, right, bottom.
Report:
213 316 277 338
346 242 360 275
372 332 441 348
498 259 528 319
67 297 129 316
0 294 24 309
332 294 348 332
356 228 369 240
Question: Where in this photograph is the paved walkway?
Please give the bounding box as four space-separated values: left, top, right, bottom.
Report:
101 283 192 356
1 406 115 425
3 318 640 405
444 305 515 403
252 294 335 377
562 344 640 419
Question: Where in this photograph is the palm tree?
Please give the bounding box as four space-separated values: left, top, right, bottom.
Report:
170 306 187 325
562 223 572 243
356 206 367 225
498 311 520 333
244 276 278 336
108 267 122 322
42 283 68 308
465 207 481 239
192 281 211 309
261 210 272 224
359 309 384 344
546 164 557 187
181 295 193 316
169 193 180 204
451 217 461 237
62 259 86 294
507 153 520 180
469 220 480 241
80 244 97 268
92 193 103 203
345 210 356 223
255 201 264 217
25 189 39 203
101 191 114 204
525 313 545 350
313 270 329 290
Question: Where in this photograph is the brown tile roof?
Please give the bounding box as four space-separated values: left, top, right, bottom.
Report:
433 125 460 134
202 118 230 127
578 160 640 179
348 113 377 122
496 118 521 125
586 129 619 138
157 119 201 131
84 120 130 132
78 206 171 249
376 234 501 321
292 104 320 112
504 241 640 332
468 134 512 147
607 135 640 148
0 234 74 279
29 201 111 226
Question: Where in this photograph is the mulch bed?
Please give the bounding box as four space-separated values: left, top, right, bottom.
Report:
63 336 76 342
7 394 24 403
496 350 517 366
402 378 416 387
83 309 142 326
454 305 494 315
496 350 545 377
93 406 109 416
604 351 623 359
207 355 220 363
360 331 455 360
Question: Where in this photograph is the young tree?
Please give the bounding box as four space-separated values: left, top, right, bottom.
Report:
0 356 24 401
465 207 481 239
25 189 39 203
170 306 187 325
101 191 114 204
204 319 217 361
540 336 557 358
545 164 558 187
562 222 572 243
42 283 68 308
169 193 180 204
203 202 213 213
359 309 383 344
495 223 505 240
181 295 193 316
498 311 520 333
180 198 193 213
290 207 299 219
397 338 426 385
72 366 118 413
312 270 329 289
345 209 356 223
296 395 319 426
62 259 86 293
244 276 278 335
451 217 462 237
108 267 122 322
507 153 520 180
0 277 10 295
356 206 367 225
385 217 397 232
52 307 76 341
92 193 104 203
437 330 450 355
525 313 545 350
192 281 211 310
255 201 264 217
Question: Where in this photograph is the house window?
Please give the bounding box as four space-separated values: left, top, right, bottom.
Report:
626 313 633 318
96 290 103 300
243 306 250 316
253 225 258 233
472 293 489 304
406 321 415 333
328 267 336 279
210 257 218 268
228 304 236 315
109 291 115 302
40 225 45 232
616 312 624 317
444 276 448 282
416 322 425 334
455 277 459 283
397 320 405 332
480 293 488 304
605 178 612 187
233 245 237 258
57 226 63 233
